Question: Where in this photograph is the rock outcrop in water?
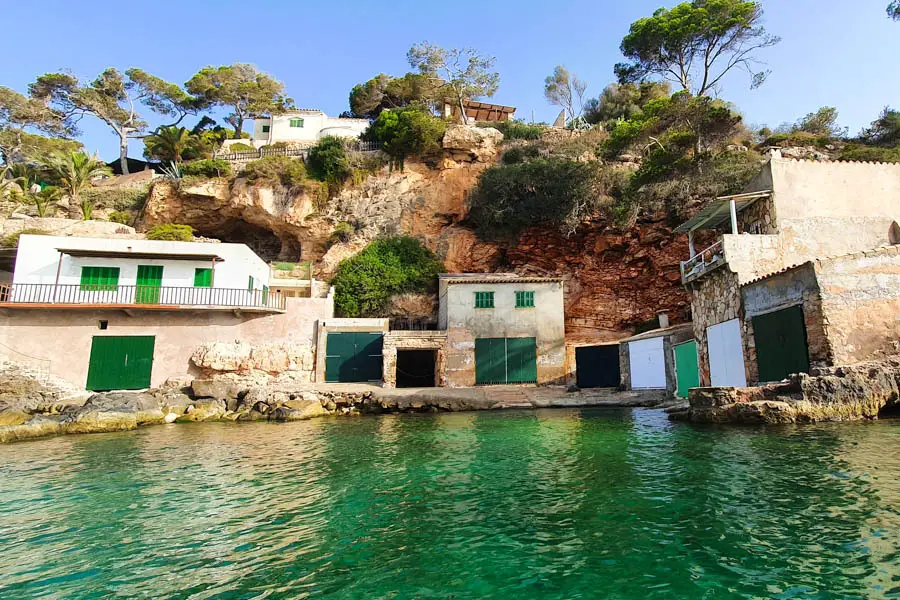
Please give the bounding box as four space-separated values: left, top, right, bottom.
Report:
672 357 900 424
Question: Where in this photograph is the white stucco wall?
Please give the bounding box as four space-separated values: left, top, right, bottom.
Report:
13 235 271 291
251 111 369 145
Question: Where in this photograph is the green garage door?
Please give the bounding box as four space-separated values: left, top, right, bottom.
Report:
673 340 700 399
86 336 155 391
475 337 538 385
325 332 384 383
753 305 810 383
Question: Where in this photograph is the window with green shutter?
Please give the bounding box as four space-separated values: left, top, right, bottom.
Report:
474 291 494 309
248 276 254 291
289 118 304 128
80 266 120 291
515 290 535 308
261 125 270 133
194 268 212 287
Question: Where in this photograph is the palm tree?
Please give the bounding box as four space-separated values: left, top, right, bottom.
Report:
143 126 193 163
42 151 111 220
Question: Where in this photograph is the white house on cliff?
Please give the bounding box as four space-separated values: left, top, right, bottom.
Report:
243 109 369 149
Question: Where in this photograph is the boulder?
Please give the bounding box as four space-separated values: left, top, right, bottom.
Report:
442 125 504 162
176 400 226 422
0 416 62 443
191 341 253 372
191 378 247 401
0 409 30 427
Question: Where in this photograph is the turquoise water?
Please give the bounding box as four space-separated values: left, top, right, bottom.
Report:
1 409 900 599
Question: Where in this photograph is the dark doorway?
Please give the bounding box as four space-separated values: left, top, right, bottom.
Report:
397 350 436 388
575 345 621 388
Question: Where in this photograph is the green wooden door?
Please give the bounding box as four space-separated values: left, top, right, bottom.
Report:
674 340 700 398
475 338 537 385
325 332 383 382
86 336 155 391
506 337 537 384
752 305 810 383
136 265 164 304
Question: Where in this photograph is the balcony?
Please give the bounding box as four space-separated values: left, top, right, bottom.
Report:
0 284 286 313
680 241 726 284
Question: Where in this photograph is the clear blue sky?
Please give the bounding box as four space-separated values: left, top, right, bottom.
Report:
2 0 898 160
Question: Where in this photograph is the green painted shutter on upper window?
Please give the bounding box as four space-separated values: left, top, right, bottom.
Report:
248 276 254 291
80 266 120 291
515 291 534 308
290 118 304 127
262 125 270 133
475 291 494 309
194 268 212 287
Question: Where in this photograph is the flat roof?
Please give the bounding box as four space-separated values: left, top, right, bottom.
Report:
57 248 224 262
440 275 561 284
673 190 772 234
620 322 694 343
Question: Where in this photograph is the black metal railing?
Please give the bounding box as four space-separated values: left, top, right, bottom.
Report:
0 284 286 311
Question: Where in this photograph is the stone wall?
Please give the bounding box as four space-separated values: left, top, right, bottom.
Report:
445 328 476 387
689 267 744 386
816 246 900 365
382 331 448 388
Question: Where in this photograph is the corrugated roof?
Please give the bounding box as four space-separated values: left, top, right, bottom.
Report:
441 277 562 285
673 190 772 234
620 322 694 343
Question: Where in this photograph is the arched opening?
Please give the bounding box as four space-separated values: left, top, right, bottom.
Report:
890 221 900 245
878 401 900 419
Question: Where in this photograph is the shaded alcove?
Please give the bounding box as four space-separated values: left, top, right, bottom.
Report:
396 350 437 388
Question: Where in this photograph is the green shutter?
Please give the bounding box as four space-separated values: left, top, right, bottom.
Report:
290 118 304 127
135 265 163 304
80 266 120 291
474 291 494 309
248 276 254 291
262 285 269 304
86 336 155 391
261 125 270 133
752 306 810 383
194 268 212 287
515 291 534 308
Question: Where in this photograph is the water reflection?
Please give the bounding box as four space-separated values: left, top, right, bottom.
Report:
1 413 900 599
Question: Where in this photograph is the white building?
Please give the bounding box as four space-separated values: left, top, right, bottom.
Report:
245 109 370 149
11 235 274 307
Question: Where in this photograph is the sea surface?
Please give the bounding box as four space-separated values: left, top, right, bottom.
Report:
1 408 900 599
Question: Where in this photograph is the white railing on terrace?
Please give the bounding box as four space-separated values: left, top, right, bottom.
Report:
213 140 382 162
0 284 286 311
680 241 725 283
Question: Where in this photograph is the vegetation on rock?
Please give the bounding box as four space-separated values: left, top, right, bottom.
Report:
107 210 132 225
240 156 310 188
365 105 446 169
478 120 544 140
146 224 194 241
306 136 351 184
180 158 231 178
543 65 587 125
40 151 112 220
331 236 444 317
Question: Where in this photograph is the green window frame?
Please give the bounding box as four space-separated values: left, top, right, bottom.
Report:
80 266 120 291
261 125 270 133
474 291 494 309
515 290 535 308
248 276 254 291
194 268 212 288
289 118 304 128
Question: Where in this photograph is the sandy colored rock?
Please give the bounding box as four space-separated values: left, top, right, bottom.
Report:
442 124 504 162
177 400 226 422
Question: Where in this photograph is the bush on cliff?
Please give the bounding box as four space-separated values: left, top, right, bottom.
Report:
181 158 232 178
331 236 444 317
364 104 446 169
477 120 544 140
146 224 194 242
306 136 352 184
468 158 616 238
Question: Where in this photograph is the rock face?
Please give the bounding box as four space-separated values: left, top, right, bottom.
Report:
191 341 315 378
675 357 900 424
442 124 504 162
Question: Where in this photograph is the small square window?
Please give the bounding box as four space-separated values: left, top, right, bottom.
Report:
515 291 534 308
194 268 213 288
261 125 270 133
474 291 494 309
289 118 304 128
98 320 109 330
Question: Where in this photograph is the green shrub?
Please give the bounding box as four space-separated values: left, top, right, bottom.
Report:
837 144 900 163
364 104 447 169
181 158 232 178
227 142 256 153
478 120 544 140
273 262 297 271
468 158 604 238
328 221 354 247
331 236 444 317
501 145 542 164
240 156 309 188
79 186 149 211
306 136 351 184
108 211 132 225
761 131 835 148
1 228 48 248
260 142 290 151
146 224 194 242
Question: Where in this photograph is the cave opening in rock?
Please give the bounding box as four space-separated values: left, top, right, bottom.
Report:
878 402 900 419
194 221 297 263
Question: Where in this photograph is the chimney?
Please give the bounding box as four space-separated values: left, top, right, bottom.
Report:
657 312 670 328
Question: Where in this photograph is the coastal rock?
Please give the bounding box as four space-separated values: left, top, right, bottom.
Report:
177 400 227 422
191 341 253 372
191 341 314 376
0 416 63 443
191 378 248 401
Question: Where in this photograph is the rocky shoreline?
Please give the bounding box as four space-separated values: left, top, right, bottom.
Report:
0 366 673 444
669 357 900 424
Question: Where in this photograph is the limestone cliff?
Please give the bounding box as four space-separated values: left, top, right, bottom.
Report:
139 148 690 342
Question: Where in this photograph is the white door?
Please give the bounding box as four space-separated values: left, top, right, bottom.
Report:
707 319 747 387
629 337 666 389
